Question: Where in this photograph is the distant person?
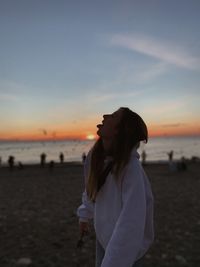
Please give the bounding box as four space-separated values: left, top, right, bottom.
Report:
191 156 199 162
77 107 154 267
59 152 64 164
82 152 86 164
167 150 174 161
167 150 176 172
8 155 15 170
49 160 54 171
40 153 46 167
141 150 147 165
18 161 24 170
178 157 187 171
0 156 2 167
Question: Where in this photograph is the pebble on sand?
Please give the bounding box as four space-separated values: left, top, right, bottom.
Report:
175 255 187 265
16 258 32 265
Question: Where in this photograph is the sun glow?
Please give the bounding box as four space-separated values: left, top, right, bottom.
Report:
86 134 96 140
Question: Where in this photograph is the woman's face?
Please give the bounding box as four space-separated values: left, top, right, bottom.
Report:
97 108 123 139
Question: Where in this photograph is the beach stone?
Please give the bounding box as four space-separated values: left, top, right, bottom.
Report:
80 248 88 254
175 255 187 265
16 257 32 265
52 241 63 249
50 254 61 263
161 253 167 259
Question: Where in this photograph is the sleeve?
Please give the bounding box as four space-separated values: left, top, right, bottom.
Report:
77 150 94 222
101 159 146 267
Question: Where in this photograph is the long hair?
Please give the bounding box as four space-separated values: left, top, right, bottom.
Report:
86 107 148 201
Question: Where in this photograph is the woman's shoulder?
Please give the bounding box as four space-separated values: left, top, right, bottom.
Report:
121 149 145 180
126 149 141 169
130 148 140 160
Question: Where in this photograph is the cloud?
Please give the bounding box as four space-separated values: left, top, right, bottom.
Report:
132 62 168 84
86 90 142 104
109 33 200 70
0 93 19 102
161 123 187 128
0 80 29 102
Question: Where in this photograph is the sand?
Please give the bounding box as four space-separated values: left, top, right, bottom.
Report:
0 161 199 267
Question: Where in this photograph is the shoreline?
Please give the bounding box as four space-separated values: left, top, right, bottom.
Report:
0 157 199 169
1 136 200 168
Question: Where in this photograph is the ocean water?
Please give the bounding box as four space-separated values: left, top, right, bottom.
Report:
0 136 200 165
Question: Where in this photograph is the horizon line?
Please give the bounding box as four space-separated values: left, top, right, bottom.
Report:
0 133 200 142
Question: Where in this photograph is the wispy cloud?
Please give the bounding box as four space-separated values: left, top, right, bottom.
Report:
131 62 168 84
109 33 200 70
144 100 185 115
0 80 27 102
161 123 187 128
88 90 140 102
0 93 19 102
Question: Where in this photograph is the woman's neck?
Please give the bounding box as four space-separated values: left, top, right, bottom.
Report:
102 139 113 156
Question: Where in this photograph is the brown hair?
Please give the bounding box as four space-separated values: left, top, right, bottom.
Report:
86 107 148 201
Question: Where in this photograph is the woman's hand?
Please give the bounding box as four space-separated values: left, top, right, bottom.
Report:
79 221 90 236
77 221 90 248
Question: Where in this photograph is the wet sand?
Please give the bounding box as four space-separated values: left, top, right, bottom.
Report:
0 161 199 267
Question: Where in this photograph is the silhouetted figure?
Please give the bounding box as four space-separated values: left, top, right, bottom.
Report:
8 155 15 170
141 150 147 165
178 157 187 171
59 152 64 164
49 160 54 171
82 152 86 164
18 161 24 170
40 153 46 167
167 150 174 161
167 150 176 172
191 156 199 162
0 157 2 167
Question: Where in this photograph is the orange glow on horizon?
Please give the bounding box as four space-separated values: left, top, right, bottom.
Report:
0 121 200 141
148 121 200 137
0 129 98 141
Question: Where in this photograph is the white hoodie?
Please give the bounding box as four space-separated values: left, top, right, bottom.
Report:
77 149 154 267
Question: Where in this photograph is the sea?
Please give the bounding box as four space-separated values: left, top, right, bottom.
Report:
0 136 200 165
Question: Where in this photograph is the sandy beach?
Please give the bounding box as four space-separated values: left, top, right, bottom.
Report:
0 161 199 267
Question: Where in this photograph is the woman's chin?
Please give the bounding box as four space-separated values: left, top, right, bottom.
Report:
96 129 101 137
96 124 103 136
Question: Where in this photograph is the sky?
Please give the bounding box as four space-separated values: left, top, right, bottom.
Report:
0 0 200 140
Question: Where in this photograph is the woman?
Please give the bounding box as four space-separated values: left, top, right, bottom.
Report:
77 107 154 267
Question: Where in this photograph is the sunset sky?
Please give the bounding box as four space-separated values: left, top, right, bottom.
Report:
0 0 200 140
